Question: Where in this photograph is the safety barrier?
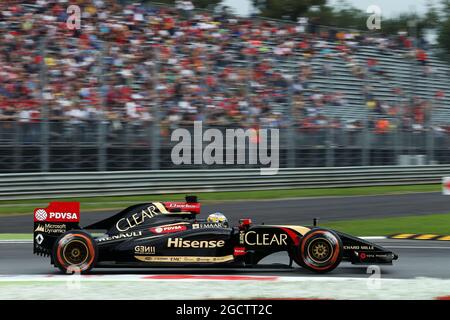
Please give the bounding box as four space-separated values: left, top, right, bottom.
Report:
0 165 448 200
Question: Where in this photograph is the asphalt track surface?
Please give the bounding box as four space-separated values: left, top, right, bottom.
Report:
1 239 450 279
1 192 449 279
1 192 449 233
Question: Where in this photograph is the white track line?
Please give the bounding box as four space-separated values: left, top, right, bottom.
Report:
0 274 432 282
360 236 387 240
0 240 31 244
2 275 450 300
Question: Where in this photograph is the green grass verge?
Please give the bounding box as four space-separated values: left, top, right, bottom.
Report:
323 213 450 236
0 184 440 216
0 234 32 240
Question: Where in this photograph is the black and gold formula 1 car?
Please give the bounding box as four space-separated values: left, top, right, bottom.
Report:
33 196 398 274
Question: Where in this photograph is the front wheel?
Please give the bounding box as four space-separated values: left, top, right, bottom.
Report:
293 228 343 273
52 230 97 274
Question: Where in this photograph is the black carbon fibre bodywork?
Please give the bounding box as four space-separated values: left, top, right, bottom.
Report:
34 198 398 271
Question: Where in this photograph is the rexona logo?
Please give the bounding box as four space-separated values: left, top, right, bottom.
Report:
33 202 80 222
150 224 187 234
167 238 225 248
134 246 156 255
244 231 288 246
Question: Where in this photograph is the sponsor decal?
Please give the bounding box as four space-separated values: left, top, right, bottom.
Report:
116 206 161 232
239 231 245 245
135 255 234 263
167 238 225 248
150 224 187 234
35 234 44 245
34 223 66 234
34 202 80 222
244 231 288 246
48 212 77 220
134 246 156 255
97 231 143 243
343 245 375 250
164 202 201 214
35 209 47 221
359 253 391 259
192 223 224 229
233 247 246 256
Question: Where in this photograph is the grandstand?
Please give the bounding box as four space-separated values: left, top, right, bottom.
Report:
0 1 450 171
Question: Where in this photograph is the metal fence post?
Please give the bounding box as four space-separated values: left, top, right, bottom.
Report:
97 41 107 171
151 118 161 170
427 98 435 164
286 80 296 168
39 35 49 172
362 117 371 165
151 46 161 170
394 118 401 165
97 122 107 171
326 127 335 167
13 121 21 172
362 74 370 166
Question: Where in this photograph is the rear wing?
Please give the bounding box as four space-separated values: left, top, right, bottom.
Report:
33 202 80 256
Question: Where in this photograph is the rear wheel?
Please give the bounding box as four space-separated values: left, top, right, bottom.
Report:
294 228 343 273
52 230 97 274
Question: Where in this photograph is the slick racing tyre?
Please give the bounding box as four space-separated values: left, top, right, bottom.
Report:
53 230 97 274
295 228 343 273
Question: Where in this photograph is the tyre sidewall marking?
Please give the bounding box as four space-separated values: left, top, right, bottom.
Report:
301 230 341 271
57 233 95 272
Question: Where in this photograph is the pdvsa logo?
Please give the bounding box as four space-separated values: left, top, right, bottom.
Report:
34 202 80 222
35 209 48 221
48 212 78 220
150 224 187 234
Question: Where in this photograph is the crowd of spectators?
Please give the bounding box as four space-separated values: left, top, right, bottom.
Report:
0 0 449 146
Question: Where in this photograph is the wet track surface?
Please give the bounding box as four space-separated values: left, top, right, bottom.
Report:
1 239 450 279
1 192 449 233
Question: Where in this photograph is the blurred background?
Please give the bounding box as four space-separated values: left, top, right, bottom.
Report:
1 0 450 172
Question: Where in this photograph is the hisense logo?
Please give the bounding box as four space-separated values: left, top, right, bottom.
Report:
167 238 225 248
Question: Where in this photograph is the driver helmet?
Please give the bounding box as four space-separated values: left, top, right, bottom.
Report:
207 212 229 227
